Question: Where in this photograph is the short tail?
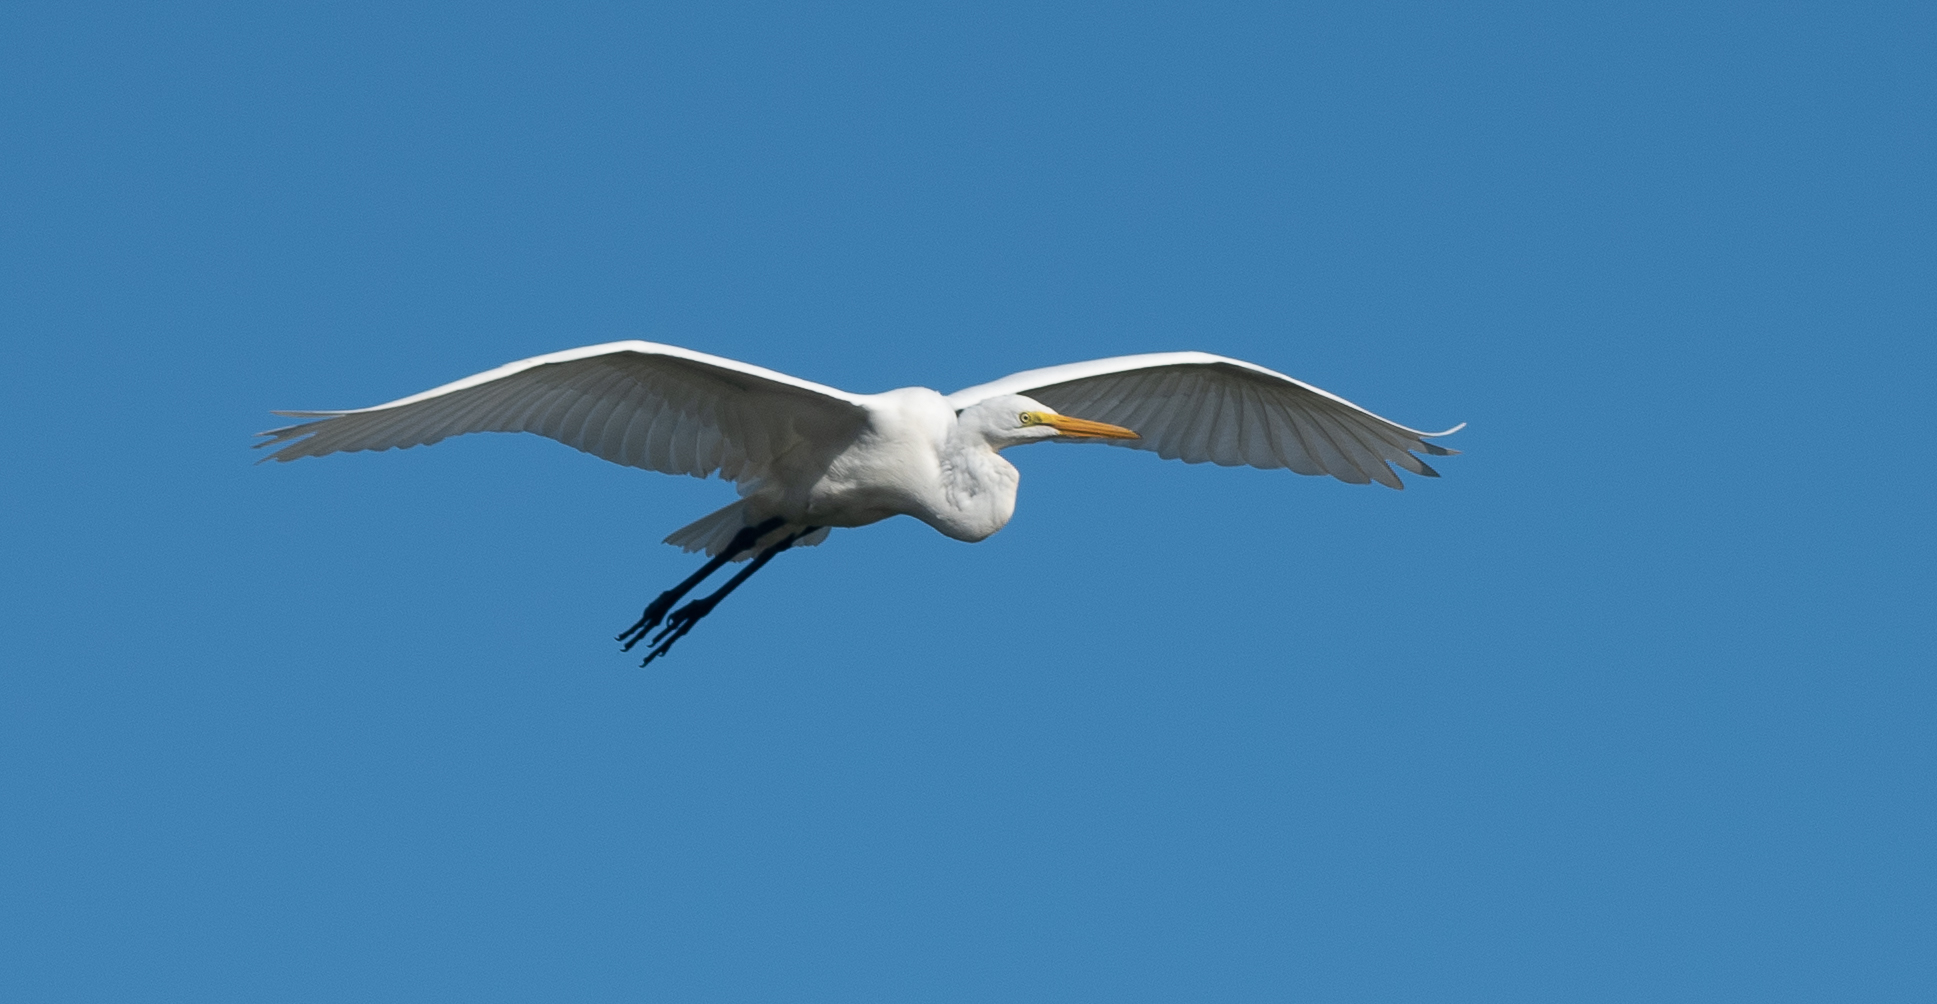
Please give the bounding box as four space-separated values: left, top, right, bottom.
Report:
663 500 832 560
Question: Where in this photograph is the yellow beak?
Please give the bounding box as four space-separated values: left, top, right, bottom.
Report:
1042 413 1140 439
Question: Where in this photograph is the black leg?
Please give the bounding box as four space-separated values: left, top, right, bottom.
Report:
617 517 785 652
639 526 818 667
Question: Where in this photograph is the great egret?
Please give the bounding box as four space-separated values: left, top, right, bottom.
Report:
259 342 1461 664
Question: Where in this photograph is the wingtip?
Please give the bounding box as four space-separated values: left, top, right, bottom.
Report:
252 415 326 462
1419 421 1463 456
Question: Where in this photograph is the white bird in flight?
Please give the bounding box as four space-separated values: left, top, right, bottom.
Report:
260 341 1462 664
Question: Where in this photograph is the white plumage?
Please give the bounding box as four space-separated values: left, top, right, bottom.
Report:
946 350 1462 487
260 341 1461 662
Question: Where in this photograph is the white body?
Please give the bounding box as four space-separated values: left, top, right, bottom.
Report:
765 387 1015 542
259 342 1461 557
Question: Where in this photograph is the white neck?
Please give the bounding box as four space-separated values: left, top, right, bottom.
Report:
925 429 1020 543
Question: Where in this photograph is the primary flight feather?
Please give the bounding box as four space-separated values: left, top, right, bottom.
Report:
259 341 1461 663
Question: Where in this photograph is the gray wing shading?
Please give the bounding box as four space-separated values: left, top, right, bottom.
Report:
257 341 869 484
947 351 1462 489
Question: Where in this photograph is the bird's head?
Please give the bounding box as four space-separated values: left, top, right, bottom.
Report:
958 395 1140 450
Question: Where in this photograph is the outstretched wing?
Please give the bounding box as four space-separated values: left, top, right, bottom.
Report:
947 352 1462 489
257 341 869 484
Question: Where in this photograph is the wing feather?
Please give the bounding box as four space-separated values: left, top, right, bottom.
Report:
1289 407 1367 484
1338 409 1434 479
584 378 638 463
1321 409 1401 489
1135 370 1190 457
949 351 1458 488
616 396 655 469
546 364 628 446
1156 371 1206 462
257 341 868 485
1232 385 1270 468
1207 380 1245 467
643 398 678 472
668 406 701 477
1269 399 1327 477
1304 406 1382 485
693 406 726 474
1236 385 1282 470
1183 377 1226 465
728 397 773 473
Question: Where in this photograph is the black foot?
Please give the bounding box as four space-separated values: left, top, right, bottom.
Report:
617 517 784 651
637 594 720 667
616 589 683 652
635 526 817 667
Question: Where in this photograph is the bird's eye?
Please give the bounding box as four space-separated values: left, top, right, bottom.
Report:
1019 412 1035 425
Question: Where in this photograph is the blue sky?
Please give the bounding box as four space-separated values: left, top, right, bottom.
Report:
2 2 1931 1000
